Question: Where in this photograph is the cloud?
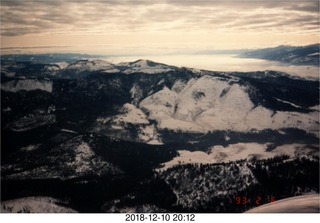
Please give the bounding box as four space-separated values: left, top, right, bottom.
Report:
1 0 319 37
1 45 70 50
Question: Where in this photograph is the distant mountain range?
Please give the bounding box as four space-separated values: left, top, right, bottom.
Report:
238 43 319 66
0 53 104 64
1 55 319 213
2 43 319 67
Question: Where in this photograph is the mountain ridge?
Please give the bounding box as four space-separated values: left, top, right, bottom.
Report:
239 43 319 66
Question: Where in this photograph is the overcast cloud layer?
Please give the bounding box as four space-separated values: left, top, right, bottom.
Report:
0 0 319 54
1 0 319 36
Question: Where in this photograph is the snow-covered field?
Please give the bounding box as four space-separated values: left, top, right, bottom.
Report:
159 143 318 170
1 197 77 213
246 194 320 213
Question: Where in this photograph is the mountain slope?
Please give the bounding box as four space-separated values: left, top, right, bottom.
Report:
239 44 319 66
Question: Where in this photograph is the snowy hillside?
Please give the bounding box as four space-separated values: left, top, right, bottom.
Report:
118 59 176 74
65 59 120 74
159 143 319 170
1 79 53 93
137 74 319 135
1 197 77 213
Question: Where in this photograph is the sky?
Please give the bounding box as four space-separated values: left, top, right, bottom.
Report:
0 0 319 55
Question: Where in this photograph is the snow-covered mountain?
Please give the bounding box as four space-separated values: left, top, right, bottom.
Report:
65 59 120 74
49 59 177 76
138 74 318 134
2 59 318 141
117 59 177 74
239 43 319 66
1 56 319 213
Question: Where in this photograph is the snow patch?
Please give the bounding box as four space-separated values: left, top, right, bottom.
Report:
274 97 303 109
114 103 149 125
1 79 53 93
138 124 163 145
54 62 69 70
8 112 56 132
1 70 16 77
310 104 320 111
93 103 162 144
160 118 204 132
61 129 77 134
3 107 12 112
20 144 41 152
1 197 77 213
159 143 318 170
69 142 95 174
130 84 143 105
44 64 60 72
